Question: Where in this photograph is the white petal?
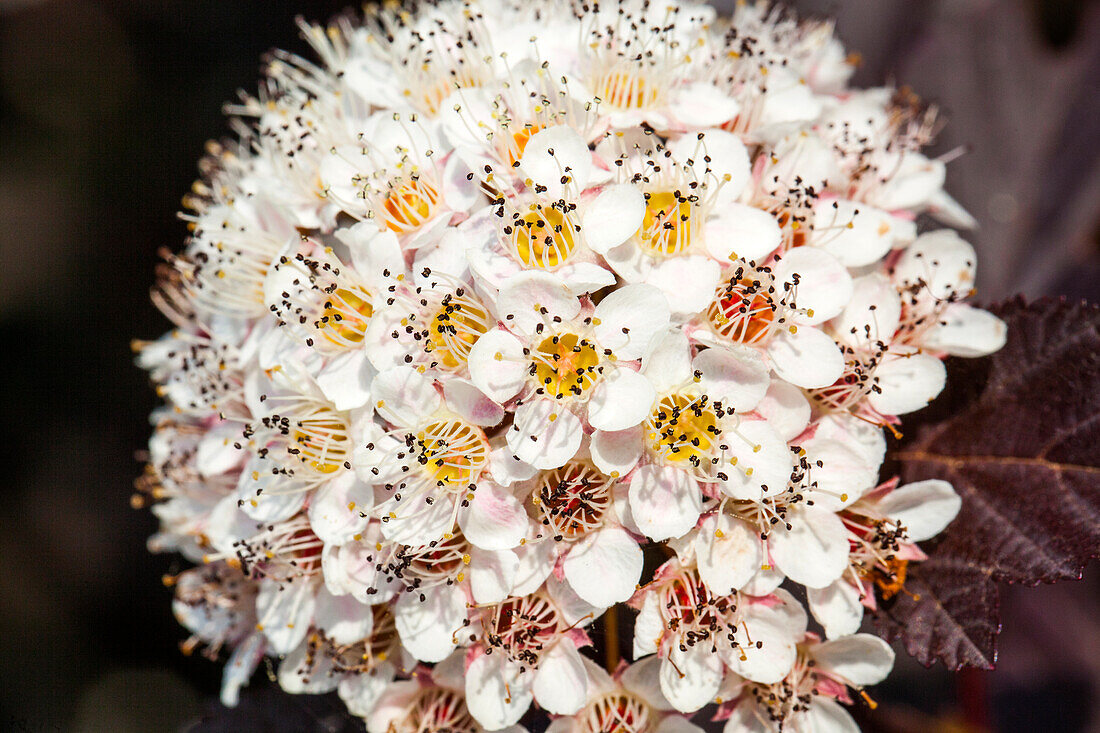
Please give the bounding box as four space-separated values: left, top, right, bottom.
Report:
832 273 902 348
719 420 792 502
594 283 672 360
313 586 373 646
621 655 673 711
562 526 644 607
659 644 722 713
377 491 456 546
468 329 527 404
507 399 583 470
511 538 557 596
922 303 1007 358
696 513 761 595
338 662 394 718
671 83 741 128
255 579 316 655
546 575 604 627
808 579 864 640
628 465 702 541
394 584 467 663
466 655 534 730
768 506 849 589
642 329 693 392
656 717 706 733
740 563 785 597
590 425 643 478
584 184 646 254
278 637 338 695
444 378 506 427
769 587 810 637
557 260 617 295
646 256 722 317
588 367 657 432
469 547 520 604
670 128 750 201
533 643 588 714
694 345 770 412
875 479 961 542
372 367 441 427
236 456 308 523
813 634 896 686
869 349 946 415
520 124 593 196
316 350 376 411
812 199 896 268
704 203 782 264
755 381 811 442
767 326 844 389
488 446 539 486
805 698 860 733
800 437 878 511
632 595 663 657
308 471 372 545
891 229 977 302
773 246 853 324
496 270 580 332
459 480 529 550
221 632 265 707
723 605 797 684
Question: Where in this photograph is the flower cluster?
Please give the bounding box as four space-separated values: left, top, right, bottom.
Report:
137 0 1005 730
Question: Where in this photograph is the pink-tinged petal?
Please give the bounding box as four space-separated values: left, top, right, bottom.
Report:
394 584 466 663
696 513 761 595
459 480 528 551
591 425 643 478
255 578 316 655
755 381 811 442
722 701 772 733
628 465 702 541
488 447 538 486
694 345 770 412
583 183 646 254
814 634 895 686
660 643 723 713
444 378 506 427
868 349 946 415
922 303 1007 358
313 586 373 646
704 203 782 264
719 419 792 502
773 247 853 324
874 479 961 542
372 367 441 427
670 83 742 128
562 526 644 607
365 679 421 733
646 256 722 317
308 472 373 545
721 605 797 684
507 399 583 470
767 326 844 389
221 632 265 707
768 506 849 589
520 125 593 197
546 575 603 627
466 655 534 730
497 270 580 332
581 657 616 697
468 547 520 604
595 283 672 360
588 367 657 432
808 579 864 640
533 642 588 714
467 328 527 404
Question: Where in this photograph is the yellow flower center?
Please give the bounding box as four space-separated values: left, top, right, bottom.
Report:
706 275 777 345
531 332 603 399
637 190 694 256
382 178 440 234
596 68 661 110
511 205 578 269
416 419 490 489
423 293 491 370
318 286 374 348
293 407 351 474
646 393 721 467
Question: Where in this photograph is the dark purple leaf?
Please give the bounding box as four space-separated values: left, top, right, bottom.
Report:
874 297 1100 670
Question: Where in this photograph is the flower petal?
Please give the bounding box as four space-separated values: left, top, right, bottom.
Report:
718 419 792 502
313 586 373 646
754 381 811 442
594 283 672 360
874 479 961 542
520 124 593 196
693 345 770 412
507 399 583 470
308 471 373 545
922 303 1007 358
496 270 580 332
562 526 644 607
704 203 782 264
533 643 588 714
659 643 723 713
768 505 849 589
393 584 466 663
466 655 534 730
584 184 646 254
467 328 527 404
696 513 761 595
628 465 702 541
808 579 864 640
444 378 506 427
868 349 946 415
459 480 529 550
767 326 844 389
468 547 520 604
773 246 853 324
813 634 896 686
588 367 657 432
591 425 643 478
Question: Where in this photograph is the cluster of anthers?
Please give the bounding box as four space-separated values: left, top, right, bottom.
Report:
137 1 1005 731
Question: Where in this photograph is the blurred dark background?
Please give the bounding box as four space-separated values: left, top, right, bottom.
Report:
0 0 1096 730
